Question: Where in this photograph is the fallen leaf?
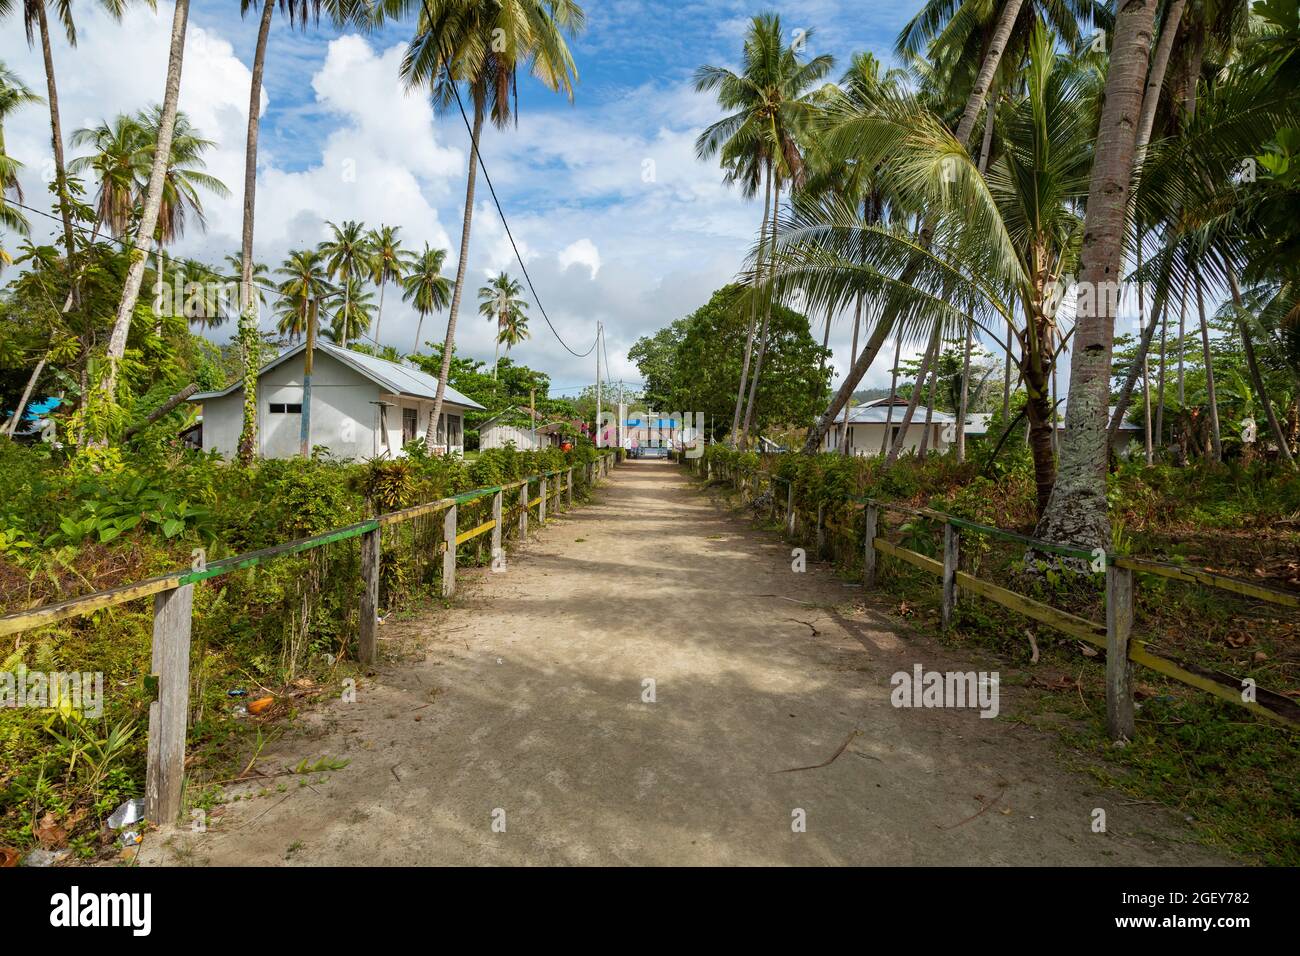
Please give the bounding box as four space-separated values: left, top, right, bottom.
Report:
248 696 275 715
35 812 66 848
0 847 19 867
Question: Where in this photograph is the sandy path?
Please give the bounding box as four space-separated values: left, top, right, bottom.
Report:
143 460 1223 866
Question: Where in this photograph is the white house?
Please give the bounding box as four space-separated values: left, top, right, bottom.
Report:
821 396 956 456
189 341 485 460
478 406 566 450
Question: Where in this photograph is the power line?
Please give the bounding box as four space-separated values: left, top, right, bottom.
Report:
422 3 597 360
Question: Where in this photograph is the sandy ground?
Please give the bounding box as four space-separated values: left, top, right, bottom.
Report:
141 459 1224 866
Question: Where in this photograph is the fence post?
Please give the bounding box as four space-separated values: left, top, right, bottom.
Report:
786 483 796 536
941 521 959 629
1105 562 1136 741
491 490 503 564
540 476 548 525
816 503 825 555
145 583 193 825
567 468 573 507
358 526 380 664
769 478 777 521
442 504 457 598
519 483 529 538
863 504 879 588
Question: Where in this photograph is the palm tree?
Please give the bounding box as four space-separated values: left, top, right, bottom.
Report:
695 13 833 446
0 61 38 251
223 252 270 315
136 107 228 247
101 0 192 424
770 26 1096 514
477 272 527 378
324 276 375 345
800 2 1093 453
402 242 450 355
366 223 408 346
398 0 585 449
319 219 370 347
1035 0 1161 551
69 113 149 238
235 0 372 463
274 248 330 342
8 0 128 284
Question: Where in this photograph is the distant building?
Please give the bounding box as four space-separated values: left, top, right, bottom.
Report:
964 405 1143 452
188 341 484 459
821 396 955 455
478 407 567 451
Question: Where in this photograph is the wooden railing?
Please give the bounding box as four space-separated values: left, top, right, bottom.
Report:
689 455 1299 736
0 450 620 825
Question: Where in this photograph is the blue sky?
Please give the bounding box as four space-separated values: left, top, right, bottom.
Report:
2 0 984 396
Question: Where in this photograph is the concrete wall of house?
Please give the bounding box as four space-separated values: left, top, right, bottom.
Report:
198 353 469 459
822 421 949 456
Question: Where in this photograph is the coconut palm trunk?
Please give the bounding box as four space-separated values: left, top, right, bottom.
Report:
801 14 1015 455
426 92 484 448
881 334 902 455
917 348 939 458
1225 270 1295 468
1192 263 1222 461
953 0 1025 146
100 0 190 413
840 293 862 455
1033 0 1158 550
887 324 940 464
740 178 781 446
237 0 274 464
731 167 772 443
34 2 76 281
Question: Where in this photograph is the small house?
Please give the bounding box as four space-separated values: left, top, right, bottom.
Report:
821 396 955 456
478 407 566 451
188 341 484 460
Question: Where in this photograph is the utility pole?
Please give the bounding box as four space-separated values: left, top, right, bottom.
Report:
595 321 603 449
530 386 537 449
300 295 317 457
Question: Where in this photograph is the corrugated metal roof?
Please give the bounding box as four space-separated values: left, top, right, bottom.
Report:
833 405 958 424
190 341 485 410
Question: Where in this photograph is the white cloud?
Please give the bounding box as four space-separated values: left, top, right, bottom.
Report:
558 238 600 278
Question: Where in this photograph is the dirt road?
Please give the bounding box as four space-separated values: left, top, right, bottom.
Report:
144 460 1222 866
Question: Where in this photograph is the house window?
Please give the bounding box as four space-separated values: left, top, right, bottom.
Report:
402 407 418 443
435 413 463 448
269 402 301 414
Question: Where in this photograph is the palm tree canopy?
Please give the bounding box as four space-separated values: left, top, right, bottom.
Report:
402 243 451 315
694 13 835 193
396 0 585 128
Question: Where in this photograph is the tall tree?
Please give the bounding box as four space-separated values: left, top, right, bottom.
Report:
366 223 408 346
0 61 38 244
319 219 370 347
99 0 191 422
403 242 451 355
1034 0 1159 550
695 13 833 445
399 0 584 449
478 271 527 378
274 247 329 342
235 0 371 463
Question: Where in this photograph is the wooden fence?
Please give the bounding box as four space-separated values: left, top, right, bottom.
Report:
0 450 620 825
691 455 1299 737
